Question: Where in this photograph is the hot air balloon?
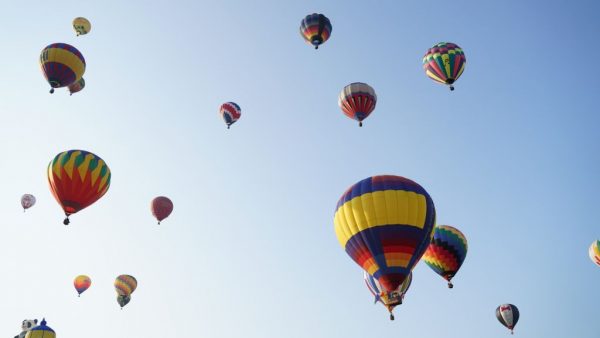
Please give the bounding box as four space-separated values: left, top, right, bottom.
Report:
21 194 36 212
47 150 111 225
117 294 131 309
115 275 137 296
338 82 377 127
334 175 436 293
151 196 173 224
589 240 600 267
364 271 412 320
300 13 332 49
68 78 85 95
73 17 91 36
26 319 55 338
74 275 91 297
40 43 86 93
422 225 468 288
496 304 519 334
219 102 241 129
422 42 466 91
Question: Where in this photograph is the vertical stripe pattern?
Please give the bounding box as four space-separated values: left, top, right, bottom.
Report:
300 13 332 49
422 42 466 87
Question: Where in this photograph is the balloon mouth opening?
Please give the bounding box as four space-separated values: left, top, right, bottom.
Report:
311 38 322 46
445 79 455 85
49 80 61 88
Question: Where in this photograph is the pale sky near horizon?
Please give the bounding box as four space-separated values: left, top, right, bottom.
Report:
0 0 599 337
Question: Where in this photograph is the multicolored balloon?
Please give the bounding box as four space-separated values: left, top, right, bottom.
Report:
47 150 111 225
39 43 86 93
68 78 85 95
114 274 137 296
422 225 468 288
117 294 131 309
334 175 436 293
338 82 377 127
21 194 36 212
364 271 412 320
151 196 173 224
73 275 91 296
300 13 332 49
73 17 91 36
26 319 55 338
496 304 519 334
219 102 241 129
589 240 600 267
422 42 466 91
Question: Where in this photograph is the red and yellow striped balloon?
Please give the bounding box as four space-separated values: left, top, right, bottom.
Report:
73 275 91 296
589 240 600 267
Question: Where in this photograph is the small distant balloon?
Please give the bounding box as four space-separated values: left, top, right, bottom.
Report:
114 274 137 296
589 240 600 267
151 196 173 224
300 13 332 49
73 275 91 296
21 194 36 212
496 304 519 334
73 17 91 36
423 42 466 91
68 78 85 95
117 294 131 309
338 82 377 127
219 102 241 129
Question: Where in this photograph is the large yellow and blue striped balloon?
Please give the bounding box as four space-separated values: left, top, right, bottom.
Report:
334 175 436 293
40 43 86 93
589 240 600 267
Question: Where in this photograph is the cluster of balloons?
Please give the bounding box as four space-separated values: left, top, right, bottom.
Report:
217 15 466 130
39 18 90 95
74 274 138 309
333 175 519 333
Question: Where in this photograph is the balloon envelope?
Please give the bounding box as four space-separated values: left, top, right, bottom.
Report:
151 196 173 224
422 42 466 90
21 194 36 211
115 274 137 296
40 43 86 92
73 275 91 295
73 17 91 36
334 175 436 292
338 82 377 126
496 304 519 333
117 294 131 308
219 102 241 128
299 13 332 49
589 240 600 267
47 150 111 224
26 319 55 338
422 225 468 287
68 78 85 95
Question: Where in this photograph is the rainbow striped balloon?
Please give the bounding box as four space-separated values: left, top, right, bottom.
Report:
422 42 466 91
39 43 86 93
422 225 468 288
589 240 600 267
299 13 332 49
114 274 137 296
334 175 436 293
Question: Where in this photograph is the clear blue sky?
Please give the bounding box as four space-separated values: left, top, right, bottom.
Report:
0 0 598 337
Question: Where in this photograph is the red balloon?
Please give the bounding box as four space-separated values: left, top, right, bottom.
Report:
151 196 173 224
